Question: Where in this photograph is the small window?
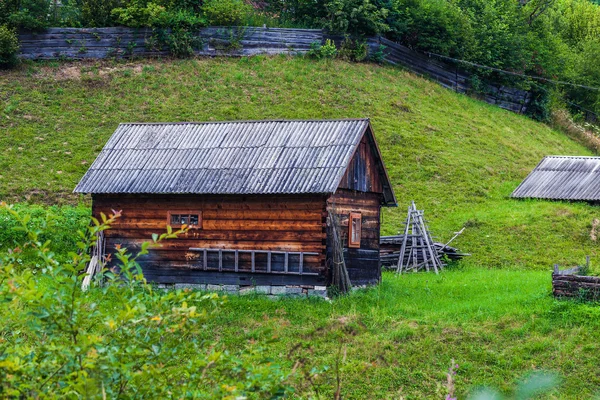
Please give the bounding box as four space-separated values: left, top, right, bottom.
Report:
349 212 361 248
168 211 202 228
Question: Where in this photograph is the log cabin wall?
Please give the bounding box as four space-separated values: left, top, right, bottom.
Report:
93 193 328 286
327 190 382 285
337 135 383 193
327 128 385 285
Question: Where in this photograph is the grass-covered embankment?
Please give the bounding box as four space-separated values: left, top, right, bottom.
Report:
1 56 598 269
2 56 600 398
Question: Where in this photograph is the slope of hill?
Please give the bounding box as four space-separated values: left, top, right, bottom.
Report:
0 56 597 269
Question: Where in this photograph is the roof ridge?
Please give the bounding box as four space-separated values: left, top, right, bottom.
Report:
118 118 370 126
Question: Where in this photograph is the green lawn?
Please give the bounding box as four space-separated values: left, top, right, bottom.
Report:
206 269 600 399
1 55 600 398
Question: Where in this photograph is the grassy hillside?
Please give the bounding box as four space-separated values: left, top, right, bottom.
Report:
1 56 597 269
2 57 600 398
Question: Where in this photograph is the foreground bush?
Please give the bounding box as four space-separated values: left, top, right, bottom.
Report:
0 25 19 68
0 203 290 398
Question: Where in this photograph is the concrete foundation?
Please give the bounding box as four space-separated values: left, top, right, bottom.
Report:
158 283 329 298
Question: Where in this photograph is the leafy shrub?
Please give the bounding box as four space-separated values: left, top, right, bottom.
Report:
112 1 167 27
323 0 389 36
80 0 125 27
0 25 19 68
50 0 83 27
202 0 251 26
307 39 338 59
5 0 51 30
0 203 292 398
337 36 368 62
385 0 474 58
370 43 386 63
0 204 90 262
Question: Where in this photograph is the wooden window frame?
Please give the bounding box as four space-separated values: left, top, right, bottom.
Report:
348 212 362 248
167 211 202 229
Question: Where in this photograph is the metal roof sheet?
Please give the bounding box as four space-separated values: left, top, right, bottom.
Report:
74 119 396 204
511 156 600 201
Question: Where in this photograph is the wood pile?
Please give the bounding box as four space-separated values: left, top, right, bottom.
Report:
380 202 469 273
552 262 600 301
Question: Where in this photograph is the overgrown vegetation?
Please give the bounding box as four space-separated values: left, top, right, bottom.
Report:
263 0 600 120
0 204 291 398
0 25 19 69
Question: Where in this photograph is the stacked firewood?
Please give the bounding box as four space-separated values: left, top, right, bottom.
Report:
380 202 469 273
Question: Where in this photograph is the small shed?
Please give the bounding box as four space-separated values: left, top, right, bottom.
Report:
75 119 396 290
512 156 600 201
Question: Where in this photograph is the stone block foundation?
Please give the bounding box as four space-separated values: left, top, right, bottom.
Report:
158 283 329 298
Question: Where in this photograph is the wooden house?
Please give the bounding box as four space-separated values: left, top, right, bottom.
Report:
74 119 396 290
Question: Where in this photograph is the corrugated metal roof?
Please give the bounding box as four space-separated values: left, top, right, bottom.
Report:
75 119 396 204
511 156 600 200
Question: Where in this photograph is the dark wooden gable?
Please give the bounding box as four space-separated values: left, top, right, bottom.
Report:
337 127 383 195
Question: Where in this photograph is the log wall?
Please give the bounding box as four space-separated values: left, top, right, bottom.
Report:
93 193 328 286
552 269 600 301
327 189 382 286
338 135 383 194
18 26 322 59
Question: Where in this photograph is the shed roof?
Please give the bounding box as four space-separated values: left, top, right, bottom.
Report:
74 119 396 205
511 156 600 201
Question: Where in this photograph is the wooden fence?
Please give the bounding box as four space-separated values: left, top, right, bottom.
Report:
375 37 531 114
552 265 600 301
18 27 531 114
18 26 322 59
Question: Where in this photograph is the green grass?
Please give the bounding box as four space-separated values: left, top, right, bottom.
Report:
0 55 598 269
203 270 600 398
2 55 600 397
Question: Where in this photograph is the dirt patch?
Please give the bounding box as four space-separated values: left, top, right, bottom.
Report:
35 61 147 81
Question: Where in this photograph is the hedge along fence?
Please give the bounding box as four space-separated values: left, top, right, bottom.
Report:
18 27 530 114
552 265 600 301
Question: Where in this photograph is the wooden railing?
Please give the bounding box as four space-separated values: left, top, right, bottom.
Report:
188 248 320 275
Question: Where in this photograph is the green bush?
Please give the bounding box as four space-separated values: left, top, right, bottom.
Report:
112 1 168 27
5 0 51 30
0 25 19 69
202 0 251 26
385 0 474 58
0 204 90 262
80 0 124 27
307 39 338 59
0 204 292 398
337 36 369 62
323 0 389 35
